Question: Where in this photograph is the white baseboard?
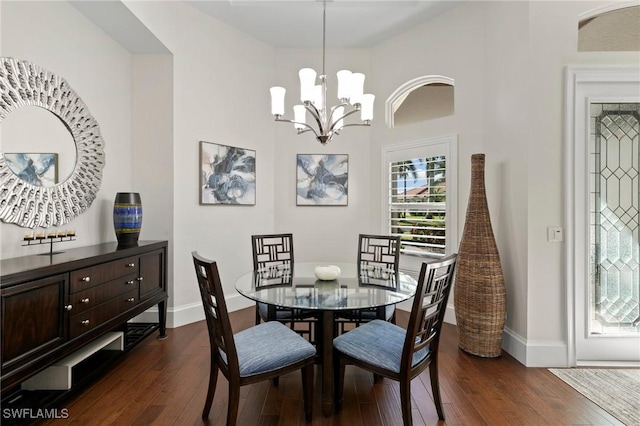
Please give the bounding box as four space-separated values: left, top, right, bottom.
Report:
502 327 527 365
227 293 258 313
129 294 256 328
397 301 457 325
502 328 568 367
398 304 567 367
444 304 456 325
524 339 569 367
141 297 569 367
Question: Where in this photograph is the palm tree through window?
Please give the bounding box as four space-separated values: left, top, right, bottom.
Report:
388 156 447 256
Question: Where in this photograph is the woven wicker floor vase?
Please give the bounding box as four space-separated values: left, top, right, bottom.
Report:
454 154 506 358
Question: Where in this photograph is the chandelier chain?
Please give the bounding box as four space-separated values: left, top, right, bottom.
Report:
322 1 326 76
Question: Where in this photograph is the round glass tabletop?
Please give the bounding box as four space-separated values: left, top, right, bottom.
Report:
235 262 418 311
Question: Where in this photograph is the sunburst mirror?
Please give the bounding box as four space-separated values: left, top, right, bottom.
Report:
0 58 105 228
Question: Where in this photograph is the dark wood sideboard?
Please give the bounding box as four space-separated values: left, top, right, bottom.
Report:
0 241 168 403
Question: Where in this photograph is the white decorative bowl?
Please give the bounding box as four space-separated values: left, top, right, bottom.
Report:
314 265 341 281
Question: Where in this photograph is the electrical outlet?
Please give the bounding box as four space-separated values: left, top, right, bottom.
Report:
547 227 563 242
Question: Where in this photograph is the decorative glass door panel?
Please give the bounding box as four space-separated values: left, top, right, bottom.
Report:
590 103 640 337
567 67 640 365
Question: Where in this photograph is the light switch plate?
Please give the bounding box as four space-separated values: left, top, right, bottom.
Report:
547 227 563 242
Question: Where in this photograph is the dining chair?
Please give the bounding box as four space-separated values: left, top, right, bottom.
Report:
251 233 294 324
333 254 458 425
192 252 316 424
335 234 401 332
251 233 317 342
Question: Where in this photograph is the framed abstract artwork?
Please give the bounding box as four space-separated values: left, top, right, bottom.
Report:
200 141 256 205
296 154 348 206
4 153 58 187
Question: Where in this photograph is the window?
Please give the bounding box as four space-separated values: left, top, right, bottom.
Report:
389 156 446 255
385 75 455 129
578 5 640 52
383 136 458 259
393 84 454 127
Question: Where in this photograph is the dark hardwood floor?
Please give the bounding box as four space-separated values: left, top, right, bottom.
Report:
41 308 622 426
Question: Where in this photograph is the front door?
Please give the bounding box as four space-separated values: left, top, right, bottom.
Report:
566 67 640 365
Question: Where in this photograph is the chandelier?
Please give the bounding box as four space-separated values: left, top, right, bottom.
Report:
269 2 374 145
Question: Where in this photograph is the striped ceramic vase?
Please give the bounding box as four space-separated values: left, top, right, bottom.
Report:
113 192 142 246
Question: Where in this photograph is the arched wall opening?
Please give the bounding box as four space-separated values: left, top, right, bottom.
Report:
385 75 455 128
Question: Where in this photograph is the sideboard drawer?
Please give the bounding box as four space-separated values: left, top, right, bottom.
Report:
69 289 139 338
69 256 138 293
69 274 138 315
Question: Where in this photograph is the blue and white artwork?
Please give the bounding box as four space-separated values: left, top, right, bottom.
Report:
200 141 256 205
4 153 57 187
296 154 348 206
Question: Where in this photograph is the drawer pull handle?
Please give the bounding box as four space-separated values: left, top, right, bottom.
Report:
81 276 91 282
127 297 135 303
126 280 135 285
65 304 73 311
127 263 135 268
81 298 90 303
137 277 144 281
81 320 90 326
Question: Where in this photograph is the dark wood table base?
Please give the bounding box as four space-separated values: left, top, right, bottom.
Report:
320 311 335 416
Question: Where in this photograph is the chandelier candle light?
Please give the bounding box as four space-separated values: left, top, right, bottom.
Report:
269 2 374 145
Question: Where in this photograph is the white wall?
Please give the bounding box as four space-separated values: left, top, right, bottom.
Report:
525 0 639 366
369 1 486 235
482 0 530 356
0 0 277 327
368 1 487 329
0 1 133 259
124 1 277 324
132 54 175 308
369 0 638 367
272 47 374 262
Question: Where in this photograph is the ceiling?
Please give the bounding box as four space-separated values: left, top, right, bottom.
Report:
69 0 463 53
182 0 462 48
185 0 464 48
70 1 639 54
70 1 170 54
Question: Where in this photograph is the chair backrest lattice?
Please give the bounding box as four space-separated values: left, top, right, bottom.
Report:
357 234 401 284
192 252 239 377
252 233 294 273
402 254 457 374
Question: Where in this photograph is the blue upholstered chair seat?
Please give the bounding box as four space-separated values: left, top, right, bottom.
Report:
339 305 395 321
333 319 429 374
220 321 316 377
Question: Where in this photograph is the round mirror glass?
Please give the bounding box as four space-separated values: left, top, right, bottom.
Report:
1 106 77 186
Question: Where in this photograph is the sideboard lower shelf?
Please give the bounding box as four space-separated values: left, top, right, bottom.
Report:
0 241 169 406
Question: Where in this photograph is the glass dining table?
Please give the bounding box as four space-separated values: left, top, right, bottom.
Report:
235 262 418 416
